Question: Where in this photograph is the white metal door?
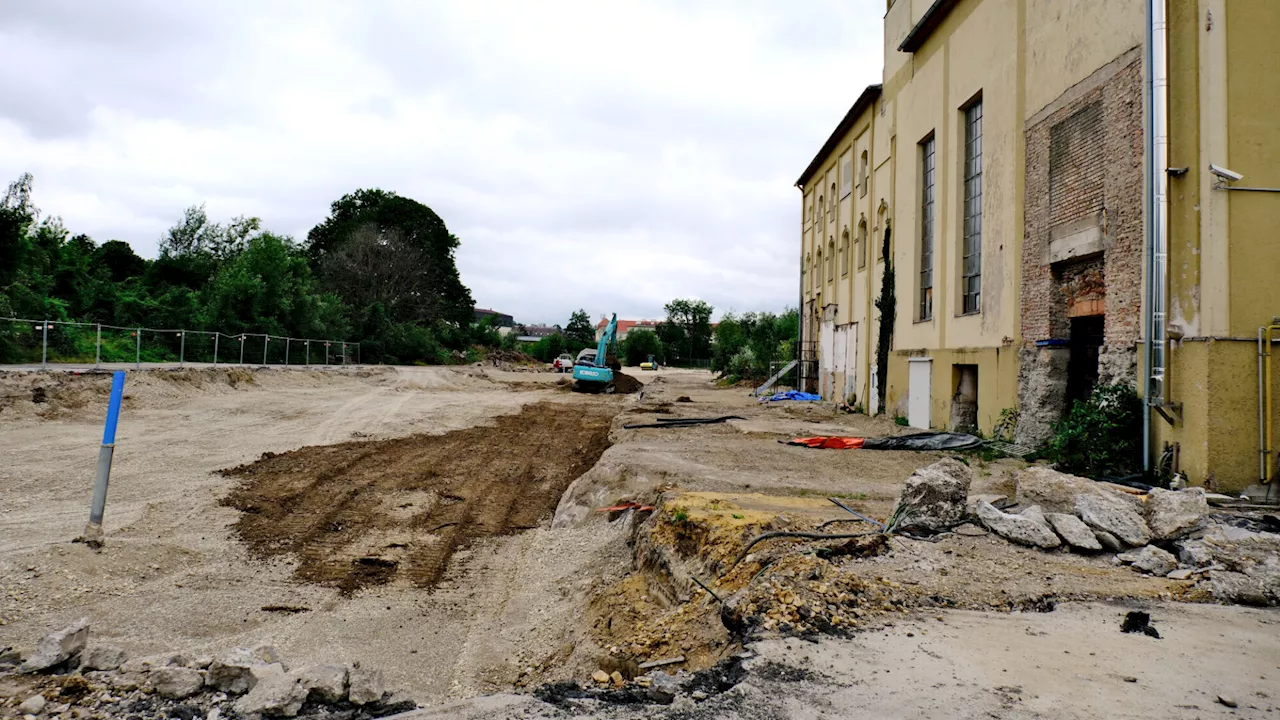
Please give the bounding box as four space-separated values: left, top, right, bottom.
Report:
908 358 932 429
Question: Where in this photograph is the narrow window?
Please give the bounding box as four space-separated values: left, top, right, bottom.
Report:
962 99 983 314
841 154 853 198
827 238 835 282
859 151 869 198
841 228 850 275
815 249 822 289
919 135 936 320
829 184 837 221
858 219 868 269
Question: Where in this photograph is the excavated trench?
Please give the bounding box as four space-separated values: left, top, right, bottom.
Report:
221 400 620 593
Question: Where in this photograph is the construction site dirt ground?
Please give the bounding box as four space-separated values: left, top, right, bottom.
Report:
1 365 1277 718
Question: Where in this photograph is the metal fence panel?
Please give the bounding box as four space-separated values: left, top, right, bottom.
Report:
0 318 360 369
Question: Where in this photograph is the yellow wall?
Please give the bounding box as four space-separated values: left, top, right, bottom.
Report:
1155 0 1280 494
803 0 1197 446
1022 0 1144 120
1225 0 1280 339
800 103 881 408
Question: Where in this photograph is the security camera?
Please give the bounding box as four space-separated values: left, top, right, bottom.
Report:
1209 164 1243 182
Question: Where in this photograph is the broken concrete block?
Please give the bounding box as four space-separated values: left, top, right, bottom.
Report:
19 617 89 673
1117 546 1178 576
150 666 204 699
976 501 1061 549
1209 570 1271 606
1166 568 1194 580
1145 487 1208 540
1046 513 1103 551
348 664 385 705
234 673 309 717
1015 467 1100 514
1094 529 1123 552
109 672 146 691
208 648 284 695
252 644 283 666
890 457 973 532
80 644 128 671
1177 538 1214 567
296 664 348 703
1076 493 1151 547
120 653 187 674
17 694 46 715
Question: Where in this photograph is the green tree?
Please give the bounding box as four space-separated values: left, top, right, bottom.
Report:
710 309 798 381
662 298 714 365
874 223 895 414
306 188 474 327
620 328 662 366
564 309 595 350
530 333 566 362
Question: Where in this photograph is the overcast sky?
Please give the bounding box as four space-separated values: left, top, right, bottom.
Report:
0 0 882 325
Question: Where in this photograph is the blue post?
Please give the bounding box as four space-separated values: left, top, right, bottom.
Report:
84 371 125 544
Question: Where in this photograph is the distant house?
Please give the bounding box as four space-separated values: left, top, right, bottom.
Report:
595 317 661 342
516 324 562 343
474 308 514 328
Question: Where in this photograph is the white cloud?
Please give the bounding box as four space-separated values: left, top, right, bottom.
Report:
0 0 883 324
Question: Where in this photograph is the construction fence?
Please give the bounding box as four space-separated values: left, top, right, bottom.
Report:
0 318 360 368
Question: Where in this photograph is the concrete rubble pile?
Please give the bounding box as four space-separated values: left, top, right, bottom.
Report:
956 466 1280 606
0 619 413 720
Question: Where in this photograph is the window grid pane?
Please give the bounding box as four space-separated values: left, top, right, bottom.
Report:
920 136 935 320
962 102 983 315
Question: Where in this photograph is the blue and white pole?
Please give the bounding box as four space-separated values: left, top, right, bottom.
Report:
83 371 126 545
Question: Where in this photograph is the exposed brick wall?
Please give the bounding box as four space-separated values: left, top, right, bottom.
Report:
1019 54 1144 442
1022 56 1144 349
1049 102 1106 228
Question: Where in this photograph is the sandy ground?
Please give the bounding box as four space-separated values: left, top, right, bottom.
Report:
0 365 633 703
2 365 1277 718
406 601 1280 719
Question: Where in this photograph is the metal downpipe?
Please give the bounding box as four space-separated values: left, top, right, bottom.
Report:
1143 0 1170 473
1261 328 1268 482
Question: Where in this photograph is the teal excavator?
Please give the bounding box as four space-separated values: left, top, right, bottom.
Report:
572 313 621 393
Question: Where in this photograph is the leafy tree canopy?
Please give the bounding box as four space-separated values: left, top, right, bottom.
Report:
306 188 473 327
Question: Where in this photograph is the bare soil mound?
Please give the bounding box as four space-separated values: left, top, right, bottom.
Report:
611 371 643 394
221 400 620 594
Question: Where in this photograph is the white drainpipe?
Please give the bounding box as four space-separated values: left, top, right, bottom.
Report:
1143 0 1169 473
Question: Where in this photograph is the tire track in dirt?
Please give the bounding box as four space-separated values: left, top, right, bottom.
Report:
220 400 620 594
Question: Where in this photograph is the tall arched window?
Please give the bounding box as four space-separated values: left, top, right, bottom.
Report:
857 218 869 269
829 184 837 220
841 228 851 276
814 249 822 290
859 151 869 197
818 195 824 222
827 238 835 282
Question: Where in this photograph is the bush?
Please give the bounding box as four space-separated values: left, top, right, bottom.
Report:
1042 383 1142 477
529 334 567 363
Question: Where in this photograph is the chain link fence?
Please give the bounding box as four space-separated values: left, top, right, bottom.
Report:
0 318 360 368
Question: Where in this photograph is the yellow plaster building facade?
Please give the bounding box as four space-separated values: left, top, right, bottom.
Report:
1154 0 1280 497
800 0 1280 495
801 0 1145 432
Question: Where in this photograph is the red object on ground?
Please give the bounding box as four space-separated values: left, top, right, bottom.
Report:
788 436 866 449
